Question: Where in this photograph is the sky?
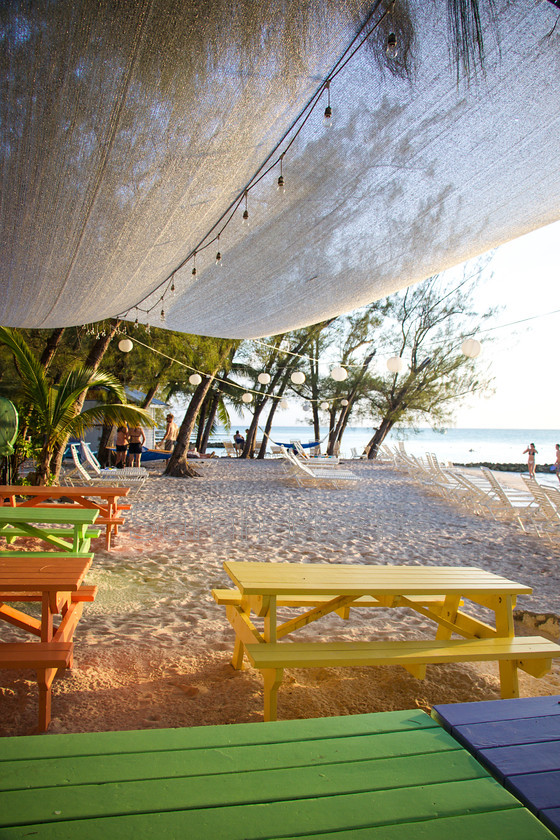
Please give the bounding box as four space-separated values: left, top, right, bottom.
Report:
227 219 560 431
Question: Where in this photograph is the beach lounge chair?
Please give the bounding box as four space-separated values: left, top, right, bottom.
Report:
479 467 542 532
63 445 147 492
221 441 236 457
81 441 148 478
292 440 339 466
281 448 359 488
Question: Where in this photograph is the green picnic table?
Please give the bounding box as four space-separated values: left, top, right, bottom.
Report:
0 710 554 838
0 507 100 555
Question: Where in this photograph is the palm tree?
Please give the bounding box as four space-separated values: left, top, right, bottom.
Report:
0 327 154 484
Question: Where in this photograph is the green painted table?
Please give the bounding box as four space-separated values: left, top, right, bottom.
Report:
0 507 100 554
0 710 554 838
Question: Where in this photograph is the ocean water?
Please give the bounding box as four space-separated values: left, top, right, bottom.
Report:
211 426 560 466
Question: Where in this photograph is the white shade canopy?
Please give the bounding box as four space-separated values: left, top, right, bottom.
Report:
1 2 560 335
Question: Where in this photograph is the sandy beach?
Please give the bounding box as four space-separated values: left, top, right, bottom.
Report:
1 458 559 737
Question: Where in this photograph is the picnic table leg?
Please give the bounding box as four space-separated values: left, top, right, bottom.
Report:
231 636 245 670
495 593 519 698
37 667 55 732
262 668 283 722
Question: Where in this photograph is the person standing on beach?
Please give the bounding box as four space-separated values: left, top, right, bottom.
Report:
160 413 179 451
127 425 145 467
523 442 537 478
555 443 560 484
115 425 129 468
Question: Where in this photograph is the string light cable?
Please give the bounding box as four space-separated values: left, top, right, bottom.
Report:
119 0 391 321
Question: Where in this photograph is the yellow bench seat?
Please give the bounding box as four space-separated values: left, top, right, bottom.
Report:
245 636 560 721
212 588 457 610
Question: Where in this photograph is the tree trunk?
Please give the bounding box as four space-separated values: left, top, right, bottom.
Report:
40 328 65 370
49 319 120 482
200 392 219 454
195 398 207 451
366 416 395 459
97 423 115 466
141 360 172 408
164 375 215 477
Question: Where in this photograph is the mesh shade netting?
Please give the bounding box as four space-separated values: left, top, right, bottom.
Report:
1 1 559 337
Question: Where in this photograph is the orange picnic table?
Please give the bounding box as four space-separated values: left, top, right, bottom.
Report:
0 553 96 731
0 484 131 550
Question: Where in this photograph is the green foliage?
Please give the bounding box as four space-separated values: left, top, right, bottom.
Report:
0 327 154 483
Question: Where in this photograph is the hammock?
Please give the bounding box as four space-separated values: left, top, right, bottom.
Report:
257 424 329 450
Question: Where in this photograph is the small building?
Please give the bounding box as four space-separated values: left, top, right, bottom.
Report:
81 388 170 451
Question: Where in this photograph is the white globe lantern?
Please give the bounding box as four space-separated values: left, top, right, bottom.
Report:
461 338 481 358
257 372 271 385
387 356 404 373
331 366 348 382
320 401 330 410
279 399 289 410
118 338 133 353
241 392 253 403
341 399 349 406
302 401 312 412
189 373 202 386
291 371 306 385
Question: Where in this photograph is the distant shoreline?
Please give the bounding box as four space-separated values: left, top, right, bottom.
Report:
453 462 556 473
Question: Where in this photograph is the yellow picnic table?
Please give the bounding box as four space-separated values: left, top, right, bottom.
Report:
214 561 560 721
0 506 100 555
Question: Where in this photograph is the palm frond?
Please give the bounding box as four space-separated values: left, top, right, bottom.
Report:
0 326 50 415
62 404 155 439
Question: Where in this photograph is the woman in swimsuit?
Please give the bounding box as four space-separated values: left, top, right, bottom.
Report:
127 425 145 468
523 442 537 478
115 425 129 467
555 443 560 485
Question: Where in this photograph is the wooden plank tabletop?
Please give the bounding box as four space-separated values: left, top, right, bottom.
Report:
0 485 130 500
0 507 99 525
224 561 533 597
0 710 554 838
0 556 93 592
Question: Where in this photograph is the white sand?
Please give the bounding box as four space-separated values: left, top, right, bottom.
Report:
1 458 559 737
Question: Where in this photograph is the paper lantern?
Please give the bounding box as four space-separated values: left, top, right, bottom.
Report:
291 371 306 385
320 401 330 410
279 399 289 410
331 366 347 382
461 338 481 358
189 373 202 385
341 399 349 406
257 372 271 385
118 338 133 353
387 356 404 373
302 401 312 412
241 392 253 403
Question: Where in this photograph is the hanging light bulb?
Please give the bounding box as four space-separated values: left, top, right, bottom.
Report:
241 392 253 403
386 31 398 58
189 373 202 386
160 308 165 321
191 252 197 278
461 338 481 358
118 338 133 353
320 401 330 410
323 80 332 127
258 372 271 385
387 356 404 373
331 366 348 382
291 371 306 385
134 317 139 328
170 281 175 293
215 234 222 266
242 191 249 225
277 155 285 194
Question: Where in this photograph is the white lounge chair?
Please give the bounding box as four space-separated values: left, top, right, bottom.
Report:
63 445 147 492
281 448 359 488
292 440 339 466
81 441 148 478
